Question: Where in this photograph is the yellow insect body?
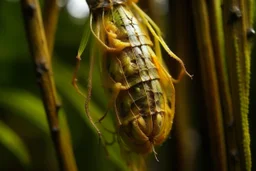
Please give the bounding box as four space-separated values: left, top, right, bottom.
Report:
101 5 175 155
75 0 191 160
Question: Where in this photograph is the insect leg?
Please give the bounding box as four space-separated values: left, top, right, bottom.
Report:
83 45 114 157
100 54 130 125
97 83 129 147
104 22 131 51
91 14 130 52
98 122 117 147
72 56 86 97
132 3 193 81
72 16 107 146
98 81 129 148
152 36 183 84
132 3 162 37
153 31 163 65
83 38 104 144
90 14 118 52
98 82 129 124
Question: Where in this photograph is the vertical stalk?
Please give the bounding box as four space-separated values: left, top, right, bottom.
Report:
20 0 77 171
207 1 238 170
43 0 61 107
222 0 254 170
43 0 59 56
192 1 228 170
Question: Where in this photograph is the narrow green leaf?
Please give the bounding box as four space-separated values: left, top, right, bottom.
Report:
77 17 91 57
0 90 49 135
0 121 30 168
0 90 78 171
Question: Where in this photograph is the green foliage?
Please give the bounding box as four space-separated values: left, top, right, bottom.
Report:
0 121 30 170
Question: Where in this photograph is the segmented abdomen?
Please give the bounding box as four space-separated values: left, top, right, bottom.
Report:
105 5 166 153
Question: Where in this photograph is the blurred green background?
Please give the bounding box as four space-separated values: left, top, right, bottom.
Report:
0 0 255 171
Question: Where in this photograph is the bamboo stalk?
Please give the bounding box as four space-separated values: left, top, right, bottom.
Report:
192 1 228 170
20 1 77 171
207 1 239 170
43 0 59 56
43 0 62 114
222 0 254 170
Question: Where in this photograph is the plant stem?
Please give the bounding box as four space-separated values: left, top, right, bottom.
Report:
192 1 228 170
222 0 254 170
207 1 239 170
43 0 62 113
43 0 59 56
20 1 77 171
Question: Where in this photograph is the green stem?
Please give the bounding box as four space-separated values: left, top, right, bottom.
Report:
20 1 77 171
192 1 228 170
222 0 254 170
43 0 59 56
